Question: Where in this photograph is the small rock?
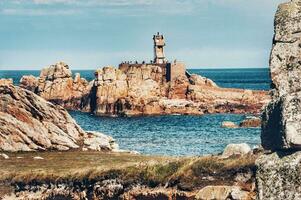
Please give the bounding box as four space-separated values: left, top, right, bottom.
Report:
195 186 250 200
239 116 261 128
230 187 250 200
252 145 264 155
221 121 238 128
112 149 140 154
222 143 251 158
195 186 232 200
0 153 9 159
33 156 44 160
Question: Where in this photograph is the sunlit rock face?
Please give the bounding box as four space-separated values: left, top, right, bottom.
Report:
262 0 301 151
0 84 118 152
34 62 92 111
20 61 269 116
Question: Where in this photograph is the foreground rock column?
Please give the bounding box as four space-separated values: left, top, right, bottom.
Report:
257 1 301 199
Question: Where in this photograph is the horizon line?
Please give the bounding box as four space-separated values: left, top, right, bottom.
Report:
0 66 269 71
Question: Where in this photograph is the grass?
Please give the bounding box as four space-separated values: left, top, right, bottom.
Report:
0 151 258 191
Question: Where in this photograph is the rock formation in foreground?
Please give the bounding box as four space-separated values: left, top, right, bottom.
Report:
0 80 118 152
20 62 270 116
257 1 301 199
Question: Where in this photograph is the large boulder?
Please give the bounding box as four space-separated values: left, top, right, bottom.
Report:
221 121 238 129
257 1 301 198
256 151 301 199
262 92 301 150
0 84 118 152
222 143 251 158
239 116 261 128
262 0 301 151
20 62 92 111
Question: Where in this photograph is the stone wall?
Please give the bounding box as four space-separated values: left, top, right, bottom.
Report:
166 61 186 82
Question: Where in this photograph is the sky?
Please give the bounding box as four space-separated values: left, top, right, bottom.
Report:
0 0 286 70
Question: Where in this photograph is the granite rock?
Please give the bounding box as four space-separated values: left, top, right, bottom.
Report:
221 121 238 129
20 62 270 116
0 84 118 152
262 0 301 150
222 143 251 158
239 116 261 128
256 151 301 200
195 185 250 200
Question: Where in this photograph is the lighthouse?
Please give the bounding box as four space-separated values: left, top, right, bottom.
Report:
153 32 166 64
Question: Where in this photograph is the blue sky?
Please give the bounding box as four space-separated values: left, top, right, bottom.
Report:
0 0 285 69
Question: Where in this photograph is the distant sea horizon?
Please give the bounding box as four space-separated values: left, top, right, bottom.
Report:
0 67 269 71
0 67 271 91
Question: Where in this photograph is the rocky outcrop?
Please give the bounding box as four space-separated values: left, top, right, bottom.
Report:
2 182 196 200
91 65 202 116
262 0 301 151
20 62 92 111
239 116 261 128
257 1 301 199
221 121 238 128
20 62 270 117
0 84 118 152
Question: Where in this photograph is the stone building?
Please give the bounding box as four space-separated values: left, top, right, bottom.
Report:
153 32 166 64
119 33 186 82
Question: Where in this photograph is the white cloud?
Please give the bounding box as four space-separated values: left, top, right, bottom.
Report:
0 8 79 15
32 0 156 6
0 0 286 16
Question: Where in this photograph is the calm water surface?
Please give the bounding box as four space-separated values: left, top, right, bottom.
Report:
0 68 270 156
70 112 261 156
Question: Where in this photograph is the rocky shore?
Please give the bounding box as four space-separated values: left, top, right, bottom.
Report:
0 150 258 200
0 71 262 199
0 81 119 152
3 0 301 199
19 62 269 117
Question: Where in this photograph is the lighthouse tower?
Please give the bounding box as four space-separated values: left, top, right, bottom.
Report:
153 32 166 64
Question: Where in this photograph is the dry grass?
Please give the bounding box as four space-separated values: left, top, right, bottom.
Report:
0 151 258 190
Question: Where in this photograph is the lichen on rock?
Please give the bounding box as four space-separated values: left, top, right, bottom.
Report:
257 1 301 199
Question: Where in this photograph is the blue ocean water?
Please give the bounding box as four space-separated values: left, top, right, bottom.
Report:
189 68 271 90
70 112 261 156
0 68 270 90
0 68 270 156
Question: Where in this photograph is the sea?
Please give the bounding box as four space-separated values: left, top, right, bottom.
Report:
0 68 271 156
